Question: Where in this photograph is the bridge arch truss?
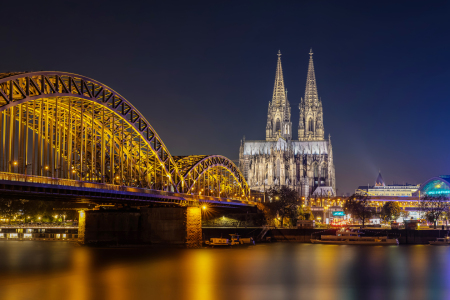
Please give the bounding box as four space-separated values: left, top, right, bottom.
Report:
0 71 249 200
174 155 249 199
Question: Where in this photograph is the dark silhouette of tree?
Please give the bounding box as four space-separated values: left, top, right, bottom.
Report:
0 198 80 223
381 202 401 222
343 194 373 227
0 198 24 224
419 195 449 229
258 186 299 227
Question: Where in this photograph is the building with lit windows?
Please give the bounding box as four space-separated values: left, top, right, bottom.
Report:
350 175 450 222
355 172 419 197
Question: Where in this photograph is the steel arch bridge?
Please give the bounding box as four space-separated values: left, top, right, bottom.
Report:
0 71 250 204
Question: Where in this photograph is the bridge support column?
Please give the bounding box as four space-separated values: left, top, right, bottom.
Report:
186 207 202 248
77 207 202 247
140 207 202 248
78 210 86 244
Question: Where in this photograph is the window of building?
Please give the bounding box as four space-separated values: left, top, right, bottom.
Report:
276 160 281 178
275 119 281 132
321 165 327 178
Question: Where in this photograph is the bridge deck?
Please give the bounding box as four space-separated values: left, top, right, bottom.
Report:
0 172 256 207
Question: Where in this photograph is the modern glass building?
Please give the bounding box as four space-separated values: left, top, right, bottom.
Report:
412 175 450 196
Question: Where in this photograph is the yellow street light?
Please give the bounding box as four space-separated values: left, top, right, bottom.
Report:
202 206 207 210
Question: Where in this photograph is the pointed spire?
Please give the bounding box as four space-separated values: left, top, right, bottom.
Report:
305 48 319 104
272 50 286 105
375 171 385 187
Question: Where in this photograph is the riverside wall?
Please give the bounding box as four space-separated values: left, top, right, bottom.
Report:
203 227 450 244
268 228 450 244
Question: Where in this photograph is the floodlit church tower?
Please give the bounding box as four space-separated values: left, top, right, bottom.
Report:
298 49 324 141
266 51 292 141
239 50 336 199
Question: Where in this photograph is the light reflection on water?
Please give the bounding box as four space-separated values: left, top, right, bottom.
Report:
1 241 450 300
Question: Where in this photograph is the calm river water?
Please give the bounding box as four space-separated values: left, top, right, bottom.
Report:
1 241 449 300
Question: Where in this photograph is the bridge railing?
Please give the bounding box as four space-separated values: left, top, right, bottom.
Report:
0 172 122 191
0 172 256 204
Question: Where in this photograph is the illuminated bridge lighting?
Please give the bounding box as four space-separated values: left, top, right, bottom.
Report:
0 71 250 203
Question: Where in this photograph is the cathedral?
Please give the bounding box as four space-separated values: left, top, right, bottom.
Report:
238 50 336 199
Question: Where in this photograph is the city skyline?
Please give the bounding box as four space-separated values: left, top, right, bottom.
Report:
1 1 449 193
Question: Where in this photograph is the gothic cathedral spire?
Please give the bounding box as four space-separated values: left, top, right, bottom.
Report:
266 50 292 141
272 50 287 105
298 49 325 141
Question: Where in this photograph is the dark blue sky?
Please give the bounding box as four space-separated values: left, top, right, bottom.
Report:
1 0 450 194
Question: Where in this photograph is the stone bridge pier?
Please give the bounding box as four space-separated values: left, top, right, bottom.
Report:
78 207 202 248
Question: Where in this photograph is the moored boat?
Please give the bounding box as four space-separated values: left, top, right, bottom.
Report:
429 237 450 245
311 230 398 245
204 234 255 247
205 237 230 247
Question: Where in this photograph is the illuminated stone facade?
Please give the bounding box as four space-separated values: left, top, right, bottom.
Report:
239 50 335 198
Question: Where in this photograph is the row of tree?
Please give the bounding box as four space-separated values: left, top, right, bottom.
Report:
0 198 79 223
344 194 450 229
257 187 450 229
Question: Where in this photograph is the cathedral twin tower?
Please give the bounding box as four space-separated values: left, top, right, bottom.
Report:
239 50 335 198
266 49 324 142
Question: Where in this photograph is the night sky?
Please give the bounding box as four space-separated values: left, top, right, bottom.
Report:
2 1 450 194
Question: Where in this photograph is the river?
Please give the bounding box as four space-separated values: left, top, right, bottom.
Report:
0 241 449 300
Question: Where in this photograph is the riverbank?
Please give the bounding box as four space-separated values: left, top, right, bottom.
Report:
203 228 450 244
2 226 448 245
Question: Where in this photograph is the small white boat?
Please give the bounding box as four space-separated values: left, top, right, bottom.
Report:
205 238 229 247
429 237 450 245
311 230 398 245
